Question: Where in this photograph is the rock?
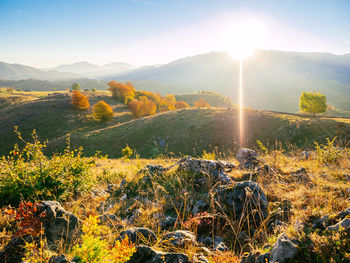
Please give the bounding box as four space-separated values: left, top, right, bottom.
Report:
48 254 70 263
160 216 177 230
326 218 350 232
117 228 157 245
300 151 311 160
177 157 235 184
0 235 33 263
236 148 263 169
215 181 268 225
193 253 209 263
127 245 188 263
256 253 270 263
192 200 208 215
200 236 228 251
270 234 298 263
161 230 196 247
313 215 329 230
38 201 80 249
337 208 350 219
139 165 170 176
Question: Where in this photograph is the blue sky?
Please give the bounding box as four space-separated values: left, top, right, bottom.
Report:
1 0 349 67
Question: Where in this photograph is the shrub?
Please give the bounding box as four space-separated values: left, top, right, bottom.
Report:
122 145 133 159
72 90 90 109
108 81 135 104
315 137 343 164
175 101 190 109
72 215 135 263
193 98 210 108
128 96 157 118
93 101 114 121
0 129 95 206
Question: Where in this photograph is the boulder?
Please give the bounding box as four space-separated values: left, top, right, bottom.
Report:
38 201 80 249
160 216 177 230
215 181 268 225
270 234 298 263
0 235 33 263
127 245 188 263
326 218 350 232
117 228 157 245
236 148 263 169
161 230 196 247
177 157 235 184
200 236 228 251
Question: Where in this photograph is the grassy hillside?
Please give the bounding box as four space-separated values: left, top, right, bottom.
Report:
47 107 350 158
1 90 349 158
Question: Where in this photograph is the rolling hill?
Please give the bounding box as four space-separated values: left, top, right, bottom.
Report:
1 50 350 114
0 61 81 80
49 61 138 78
106 50 350 113
1 91 349 158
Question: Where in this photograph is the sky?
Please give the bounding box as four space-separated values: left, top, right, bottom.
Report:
0 0 350 68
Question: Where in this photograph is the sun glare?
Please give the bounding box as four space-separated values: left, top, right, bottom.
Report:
226 20 267 60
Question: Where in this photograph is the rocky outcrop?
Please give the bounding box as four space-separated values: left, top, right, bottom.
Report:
0 201 80 263
139 157 235 184
215 181 268 225
236 148 263 169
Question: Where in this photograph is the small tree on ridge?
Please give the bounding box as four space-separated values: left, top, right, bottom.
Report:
299 91 327 115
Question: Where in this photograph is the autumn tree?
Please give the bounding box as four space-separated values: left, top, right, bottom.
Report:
175 101 190 109
159 95 176 112
93 101 114 121
71 83 81 91
108 81 135 104
193 98 210 108
299 91 327 115
128 96 157 118
72 90 90 109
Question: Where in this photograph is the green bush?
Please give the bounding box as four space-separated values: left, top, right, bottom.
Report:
315 137 343 165
0 129 95 206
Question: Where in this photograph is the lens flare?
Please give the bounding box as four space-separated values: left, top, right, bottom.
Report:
238 58 244 148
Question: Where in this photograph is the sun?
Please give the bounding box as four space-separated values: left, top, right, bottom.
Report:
226 19 267 60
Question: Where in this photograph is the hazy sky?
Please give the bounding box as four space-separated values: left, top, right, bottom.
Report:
1 0 350 68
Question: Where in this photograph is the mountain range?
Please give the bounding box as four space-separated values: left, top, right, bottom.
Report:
1 50 349 113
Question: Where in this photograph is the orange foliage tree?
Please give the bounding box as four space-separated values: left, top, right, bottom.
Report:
93 101 114 121
193 98 210 108
175 101 190 109
108 81 135 104
72 90 90 109
128 96 157 118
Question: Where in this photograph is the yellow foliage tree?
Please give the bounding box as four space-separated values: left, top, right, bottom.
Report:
72 90 90 109
93 101 114 121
